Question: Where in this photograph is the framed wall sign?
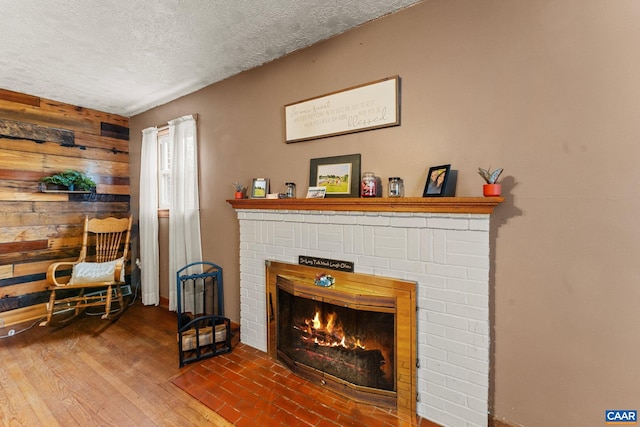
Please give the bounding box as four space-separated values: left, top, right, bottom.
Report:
285 76 400 143
309 154 361 198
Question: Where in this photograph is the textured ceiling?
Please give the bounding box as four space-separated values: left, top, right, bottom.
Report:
0 0 420 117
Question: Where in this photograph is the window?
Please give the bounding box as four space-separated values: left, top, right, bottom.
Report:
157 128 171 210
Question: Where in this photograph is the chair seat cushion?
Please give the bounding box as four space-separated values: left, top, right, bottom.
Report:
69 258 125 285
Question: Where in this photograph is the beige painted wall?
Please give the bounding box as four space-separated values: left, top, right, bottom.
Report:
130 1 640 425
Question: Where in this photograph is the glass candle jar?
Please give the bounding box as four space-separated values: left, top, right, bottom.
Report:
361 172 377 197
285 182 296 198
388 177 404 197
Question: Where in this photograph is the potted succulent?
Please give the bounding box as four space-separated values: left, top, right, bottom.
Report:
478 166 503 197
232 182 247 199
40 170 97 192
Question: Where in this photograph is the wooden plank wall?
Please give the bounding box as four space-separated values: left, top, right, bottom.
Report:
0 88 130 319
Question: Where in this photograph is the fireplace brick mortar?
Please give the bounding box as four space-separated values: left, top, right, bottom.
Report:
234 209 490 427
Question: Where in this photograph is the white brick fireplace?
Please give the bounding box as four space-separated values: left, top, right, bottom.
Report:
230 198 501 427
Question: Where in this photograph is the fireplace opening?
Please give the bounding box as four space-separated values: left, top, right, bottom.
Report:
266 261 416 417
277 286 395 391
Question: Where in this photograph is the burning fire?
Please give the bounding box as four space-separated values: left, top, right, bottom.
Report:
296 309 365 350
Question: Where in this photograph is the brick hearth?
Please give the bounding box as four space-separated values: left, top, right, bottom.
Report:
173 342 440 426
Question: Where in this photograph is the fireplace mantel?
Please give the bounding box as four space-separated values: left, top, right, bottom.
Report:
227 196 503 214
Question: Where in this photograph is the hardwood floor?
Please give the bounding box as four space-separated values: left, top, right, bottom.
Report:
0 299 232 426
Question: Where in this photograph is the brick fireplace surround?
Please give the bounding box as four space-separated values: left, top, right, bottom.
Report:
229 197 502 427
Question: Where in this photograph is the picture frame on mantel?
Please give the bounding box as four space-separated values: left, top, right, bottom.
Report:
309 154 361 198
423 164 456 197
250 178 269 198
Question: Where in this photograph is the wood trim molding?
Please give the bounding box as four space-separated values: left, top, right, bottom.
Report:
489 416 522 427
159 296 169 308
0 303 47 329
0 88 40 107
228 196 504 214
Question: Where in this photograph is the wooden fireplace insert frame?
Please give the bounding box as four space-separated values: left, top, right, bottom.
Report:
266 261 417 418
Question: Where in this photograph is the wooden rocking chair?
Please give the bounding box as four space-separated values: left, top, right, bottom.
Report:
40 215 133 326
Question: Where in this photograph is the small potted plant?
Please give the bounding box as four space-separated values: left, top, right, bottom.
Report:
478 166 503 197
233 182 247 199
40 170 97 192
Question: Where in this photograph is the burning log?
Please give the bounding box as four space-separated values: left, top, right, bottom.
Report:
293 314 364 350
293 343 392 390
284 304 394 391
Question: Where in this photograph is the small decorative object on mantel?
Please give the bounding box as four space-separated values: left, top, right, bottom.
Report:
361 172 378 197
388 177 404 197
250 178 269 199
40 169 96 192
305 186 326 198
232 182 247 199
314 272 335 287
478 166 504 197
423 164 454 197
284 182 296 198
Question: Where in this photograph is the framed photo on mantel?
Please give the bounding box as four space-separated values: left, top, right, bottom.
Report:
250 178 269 198
423 164 456 197
309 154 361 198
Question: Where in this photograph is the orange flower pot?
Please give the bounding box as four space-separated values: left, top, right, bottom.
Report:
234 191 245 199
483 184 501 197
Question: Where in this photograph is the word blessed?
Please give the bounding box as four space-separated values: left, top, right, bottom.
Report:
347 106 387 128
298 256 354 272
606 410 637 424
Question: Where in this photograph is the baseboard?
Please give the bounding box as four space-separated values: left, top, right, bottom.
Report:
0 303 48 329
159 296 169 309
489 416 523 427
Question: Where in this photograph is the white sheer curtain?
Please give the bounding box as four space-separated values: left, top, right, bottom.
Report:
168 115 203 311
139 127 160 305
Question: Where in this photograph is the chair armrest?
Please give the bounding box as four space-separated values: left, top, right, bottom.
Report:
114 258 126 283
46 261 78 287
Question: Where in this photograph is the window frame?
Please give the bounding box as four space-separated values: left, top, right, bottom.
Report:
157 127 171 212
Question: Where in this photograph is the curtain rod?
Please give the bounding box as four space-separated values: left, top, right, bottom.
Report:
155 113 198 130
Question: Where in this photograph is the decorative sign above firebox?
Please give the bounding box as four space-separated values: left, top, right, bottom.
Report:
298 255 354 272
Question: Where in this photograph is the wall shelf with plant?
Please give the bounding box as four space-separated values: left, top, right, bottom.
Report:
39 170 97 193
